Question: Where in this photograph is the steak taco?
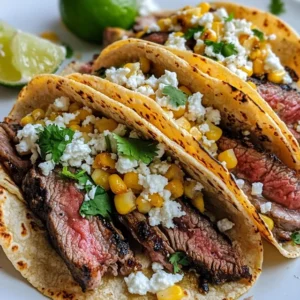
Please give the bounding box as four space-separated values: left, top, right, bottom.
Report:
0 75 262 299
67 40 300 258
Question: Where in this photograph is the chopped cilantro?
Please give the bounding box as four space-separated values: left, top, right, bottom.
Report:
105 135 112 152
252 29 265 41
269 0 285 15
62 43 74 59
224 12 234 22
113 134 158 165
94 67 107 78
222 43 238 57
184 26 204 40
37 125 74 163
162 85 188 108
204 40 238 58
80 186 112 218
291 232 300 245
169 252 190 273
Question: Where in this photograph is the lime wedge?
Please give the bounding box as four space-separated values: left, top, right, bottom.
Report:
0 21 66 87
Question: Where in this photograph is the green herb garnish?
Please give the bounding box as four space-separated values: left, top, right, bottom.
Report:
252 29 265 41
162 85 188 108
224 12 234 22
291 232 300 245
184 26 204 40
204 40 238 58
169 252 190 273
113 134 158 164
269 0 285 15
63 43 74 59
105 135 112 152
95 67 107 78
37 125 74 163
80 186 112 218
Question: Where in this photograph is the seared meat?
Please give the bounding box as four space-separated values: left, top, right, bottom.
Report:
22 167 138 291
218 136 300 210
141 32 170 45
133 15 159 32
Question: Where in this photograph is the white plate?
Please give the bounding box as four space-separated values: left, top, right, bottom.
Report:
0 0 300 299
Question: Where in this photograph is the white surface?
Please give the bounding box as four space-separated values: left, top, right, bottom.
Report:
0 0 300 299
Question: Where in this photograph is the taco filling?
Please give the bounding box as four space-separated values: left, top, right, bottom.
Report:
0 97 251 295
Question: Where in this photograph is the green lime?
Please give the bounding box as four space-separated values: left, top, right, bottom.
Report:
60 0 138 43
0 21 66 87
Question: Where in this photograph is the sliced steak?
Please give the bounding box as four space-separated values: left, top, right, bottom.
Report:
22 167 138 291
118 211 174 271
218 136 300 210
142 32 170 45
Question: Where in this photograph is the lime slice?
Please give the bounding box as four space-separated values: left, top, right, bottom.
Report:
0 21 66 87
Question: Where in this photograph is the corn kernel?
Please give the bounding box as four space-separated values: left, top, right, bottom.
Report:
241 66 253 77
165 164 184 181
190 126 202 141
69 102 82 113
20 115 34 126
136 196 152 214
198 2 210 13
157 18 172 31
239 34 249 45
201 29 217 42
149 193 164 208
166 179 184 199
95 118 118 133
184 180 197 199
93 152 116 170
212 22 222 36
109 174 127 195
114 190 136 215
191 193 205 213
32 108 45 121
48 112 58 121
68 120 80 126
249 49 262 60
124 63 136 76
76 109 91 122
172 107 186 119
35 120 46 126
92 169 110 190
175 116 191 131
174 32 184 37
81 132 91 143
247 81 257 89
205 122 223 141
194 43 205 54
179 85 192 95
136 30 146 38
69 125 81 132
40 31 59 42
259 214 274 231
267 70 285 84
218 149 238 169
81 124 94 133
140 57 151 73
253 59 264 75
157 285 184 300
124 172 143 193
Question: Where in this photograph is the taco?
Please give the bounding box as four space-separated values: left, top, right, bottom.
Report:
103 2 300 147
0 75 262 299
67 39 300 258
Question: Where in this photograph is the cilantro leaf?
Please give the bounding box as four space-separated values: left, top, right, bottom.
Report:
62 43 74 59
80 186 112 218
169 252 190 273
95 67 107 78
113 134 159 164
204 40 223 53
291 232 300 245
204 40 238 58
224 12 234 22
105 135 112 152
184 26 204 40
61 167 93 192
162 85 188 108
252 29 265 42
61 166 86 180
37 125 74 163
269 0 285 15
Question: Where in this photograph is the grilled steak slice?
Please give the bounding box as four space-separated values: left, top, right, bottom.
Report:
163 200 250 293
118 211 174 271
142 32 170 45
22 167 138 291
218 136 300 210
0 125 31 184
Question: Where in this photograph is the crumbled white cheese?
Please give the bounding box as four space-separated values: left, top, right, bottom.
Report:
147 23 161 33
136 85 155 96
45 112 77 128
198 123 210 134
38 160 55 176
217 218 235 232
125 272 150 295
251 182 264 196
236 179 245 189
138 174 168 195
116 156 139 174
136 163 151 176
165 32 187 51
268 34 277 41
185 92 206 122
150 160 170 175
214 8 228 21
138 0 160 16
145 75 158 88
53 97 70 111
155 143 165 158
81 163 92 174
260 202 272 214
194 12 214 29
157 70 178 88
264 49 285 73
88 185 97 199
129 130 140 139
82 115 97 126
206 107 221 125
88 133 107 155
113 124 127 136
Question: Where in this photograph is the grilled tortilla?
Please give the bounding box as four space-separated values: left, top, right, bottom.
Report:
0 75 262 299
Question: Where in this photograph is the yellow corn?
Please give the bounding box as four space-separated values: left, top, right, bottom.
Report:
174 32 184 37
109 174 127 194
184 180 197 199
48 112 58 121
114 190 136 215
136 196 152 214
92 169 110 191
172 107 186 119
205 122 223 141
95 118 118 133
175 116 191 131
124 172 143 194
140 57 151 73
20 115 34 126
165 164 183 181
218 149 238 169
68 120 80 126
35 120 46 126
202 29 217 42
239 34 249 45
259 214 274 231
76 109 91 122
241 66 253 77
69 102 82 113
40 31 59 42
157 285 184 300
190 126 202 141
81 124 94 133
247 81 257 89
32 108 45 121
69 125 81 132
253 59 264 75
267 70 285 84
136 30 146 38
212 22 222 36
149 193 164 208
179 85 192 95
198 2 210 13
166 179 184 199
157 18 172 31
194 42 205 54
93 152 116 170
191 193 205 213
81 132 91 143
249 49 262 60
